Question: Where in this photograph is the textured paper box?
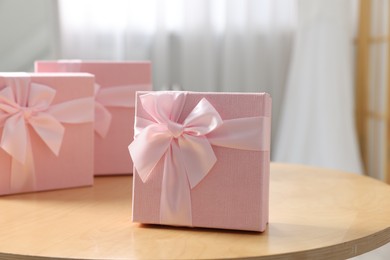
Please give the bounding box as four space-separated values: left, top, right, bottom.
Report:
130 91 271 232
0 73 95 196
35 61 152 175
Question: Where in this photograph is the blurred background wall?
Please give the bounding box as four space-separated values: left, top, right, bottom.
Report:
0 0 58 71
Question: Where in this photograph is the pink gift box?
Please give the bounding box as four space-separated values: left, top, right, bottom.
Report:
0 73 95 196
129 91 271 232
35 61 152 175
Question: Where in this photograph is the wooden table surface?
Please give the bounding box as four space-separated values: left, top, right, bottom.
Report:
0 163 389 260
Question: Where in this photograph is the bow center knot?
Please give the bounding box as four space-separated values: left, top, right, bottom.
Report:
167 121 184 138
21 107 34 120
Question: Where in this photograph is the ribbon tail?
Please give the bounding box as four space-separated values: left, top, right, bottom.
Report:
179 135 217 189
94 102 112 138
10 132 36 193
160 141 193 226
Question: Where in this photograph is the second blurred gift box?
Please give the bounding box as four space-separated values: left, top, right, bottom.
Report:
35 61 152 175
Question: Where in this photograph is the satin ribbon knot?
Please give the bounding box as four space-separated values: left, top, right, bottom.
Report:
129 92 271 227
167 121 184 138
21 107 34 120
0 75 94 192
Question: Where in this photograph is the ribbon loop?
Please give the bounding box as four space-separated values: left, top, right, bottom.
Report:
182 98 223 136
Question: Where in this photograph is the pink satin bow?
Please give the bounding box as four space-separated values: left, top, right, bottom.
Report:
0 76 94 193
129 92 270 226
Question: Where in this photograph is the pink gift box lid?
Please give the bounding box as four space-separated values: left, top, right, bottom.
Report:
132 91 271 232
0 73 95 195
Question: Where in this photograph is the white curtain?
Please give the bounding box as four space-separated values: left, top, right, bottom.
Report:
58 0 363 174
0 0 58 72
274 0 363 174
58 0 297 148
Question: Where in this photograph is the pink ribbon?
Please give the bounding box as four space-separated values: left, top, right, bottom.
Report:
129 92 271 226
0 75 94 193
56 61 150 138
94 83 149 138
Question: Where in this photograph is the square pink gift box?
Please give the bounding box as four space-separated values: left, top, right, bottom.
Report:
0 73 95 196
35 61 152 175
129 91 271 232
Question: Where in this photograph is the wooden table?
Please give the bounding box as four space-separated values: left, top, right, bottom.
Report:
0 163 390 260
